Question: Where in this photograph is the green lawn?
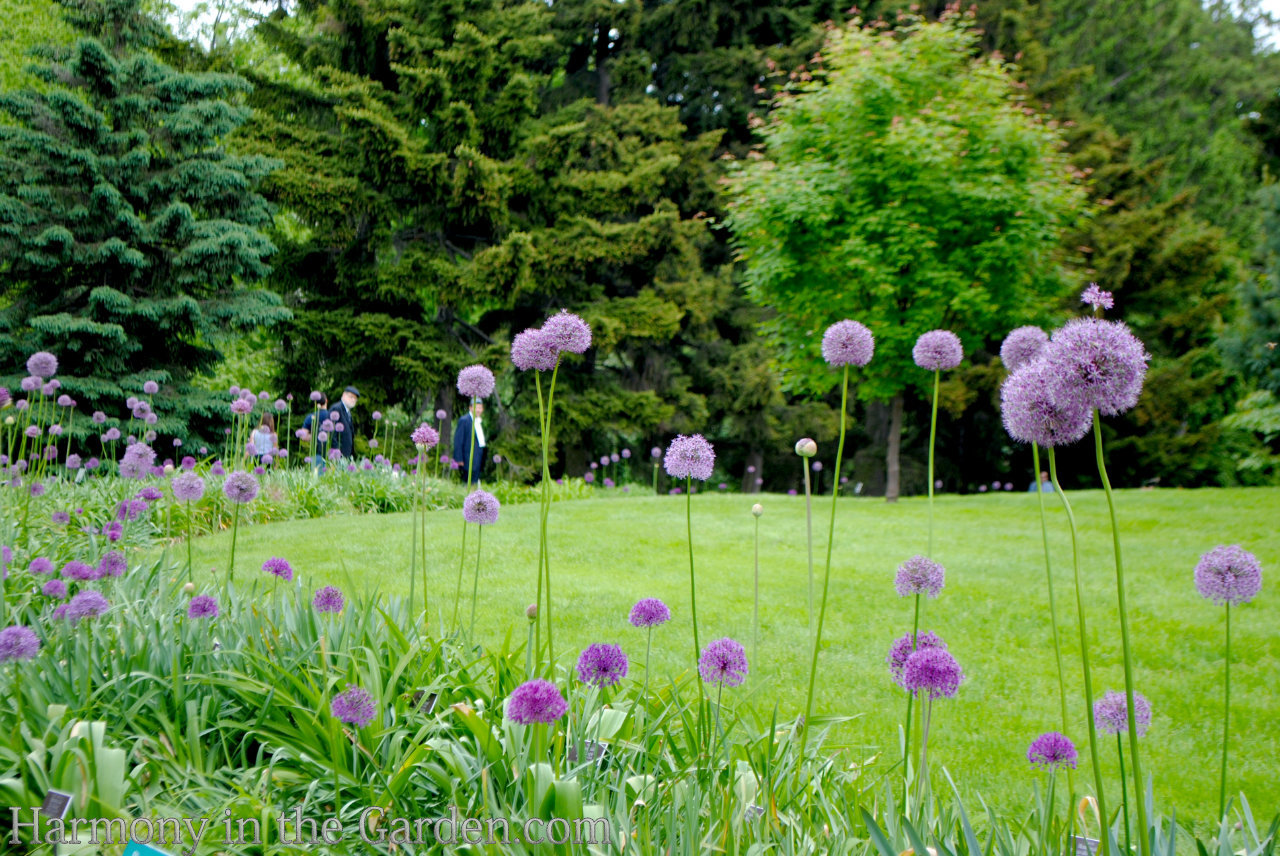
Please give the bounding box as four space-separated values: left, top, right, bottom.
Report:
182 487 1280 821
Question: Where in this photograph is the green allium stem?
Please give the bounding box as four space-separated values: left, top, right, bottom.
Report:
753 515 760 670
1220 603 1231 820
453 521 468 632
420 458 430 625
927 369 939 556
903 592 921 803
803 460 815 651
228 502 240 582
686 474 704 746
541 362 560 665
1033 442 1070 740
1118 733 1130 855
186 502 193 583
469 526 483 639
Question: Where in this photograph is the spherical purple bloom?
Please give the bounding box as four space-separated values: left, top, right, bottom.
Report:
811 461 822 472
1194 545 1263 606
274 399 288 412
507 679 569 724
887 631 948 688
257 390 269 401
103 521 123 541
411 423 439 448
103 427 121 442
24 425 40 439
1044 318 1150 417
1027 731 1078 771
42 380 59 395
119 443 157 479
600 455 610 466
1094 689 1153 737
63 590 110 624
1081 284 1115 310
664 434 715 481
457 365 496 399
313 586 345 614
136 486 163 502
602 478 615 488
629 598 671 627
29 557 53 575
435 409 448 421
310 391 323 402
1001 360 1094 448
222 471 259 504
229 385 241 396
541 310 592 355
621 448 631 459
463 489 500 525
333 423 344 433
143 380 159 395
82 456 97 470
188 595 219 619
821 319 875 368
56 394 73 407
0 626 40 661
180 456 196 471
589 462 598 470
650 447 661 459
317 431 330 444
41 579 67 599
98 552 126 578
230 398 254 415
330 684 377 728
901 647 964 699
978 484 988 492
20 376 39 392
91 411 107 424
49 424 64 437
253 465 266 475
895 555 945 598
60 560 100 581
511 327 560 371
331 449 344 461
699 638 749 686
1000 326 1049 372
263 557 293 582
912 330 963 371
577 643 629 687
51 511 70 525
584 471 595 483
27 352 58 378
210 462 225 476
28 481 45 497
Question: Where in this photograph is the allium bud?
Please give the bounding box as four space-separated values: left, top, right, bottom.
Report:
751 503 763 517
526 603 538 620
795 438 817 457
183 582 196 594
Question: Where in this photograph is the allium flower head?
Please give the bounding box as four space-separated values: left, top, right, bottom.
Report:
887 631 948 689
27 352 57 378
63 590 110 624
222 471 259 504
751 503 763 517
230 398 253 415
1081 284 1115 311
263 557 293 582
92 411 107 424
310 391 323 402
0 626 40 661
576 643 629 686
463 490 500 525
895 555 945 598
1001 360 1093 448
172 472 205 502
57 394 73 407
821 320 875 368
28 557 53 575
42 579 67 599
331 685 377 728
313 586 345 614
629 598 671 627
436 409 448 421
1044 318 1149 417
456 365 496 399
902 647 964 699
188 595 219 619
60 560 100 581
664 434 715 481
136 486 163 502
411 423 439 448
511 327 560 371
275 399 287 412
119 443 157 479
507 679 568 724
650 447 661 459
20 377 39 392
1193 545 1263 606
795 438 817 457
1027 731 1078 771
699 638 749 686
143 380 159 395
912 330 963 371
98 552 126 578
541 310 592 355
1094 689 1153 737
51 511 70 525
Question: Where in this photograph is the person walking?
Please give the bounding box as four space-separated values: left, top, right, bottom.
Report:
331 386 359 459
451 401 487 485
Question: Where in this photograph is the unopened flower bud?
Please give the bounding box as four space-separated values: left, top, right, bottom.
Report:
525 603 538 620
751 503 763 517
795 438 817 457
182 582 196 594
163 463 175 474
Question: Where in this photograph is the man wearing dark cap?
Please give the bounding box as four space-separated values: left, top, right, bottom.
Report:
331 386 359 459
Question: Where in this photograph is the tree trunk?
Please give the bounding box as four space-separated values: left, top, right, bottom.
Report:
743 449 763 493
885 393 904 503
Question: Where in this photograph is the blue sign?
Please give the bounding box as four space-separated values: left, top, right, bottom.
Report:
123 842 174 856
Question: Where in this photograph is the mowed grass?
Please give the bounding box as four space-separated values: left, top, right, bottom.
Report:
184 487 1280 821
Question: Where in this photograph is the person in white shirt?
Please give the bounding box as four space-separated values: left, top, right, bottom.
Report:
451 401 487 484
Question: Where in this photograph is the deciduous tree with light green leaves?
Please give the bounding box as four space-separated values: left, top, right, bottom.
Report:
724 12 1086 500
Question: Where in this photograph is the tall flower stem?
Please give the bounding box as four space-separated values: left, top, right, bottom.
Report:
1093 417 1148 855
228 503 240 582
1117 734 1130 855
185 502 194 583
800 364 850 758
452 522 469 632
420 458 430 626
1032 442 1070 740
537 362 561 665
927 369 939 556
1219 603 1231 820
916 696 934 809
803 459 815 651
685 474 704 730
534 371 548 660
469 527 483 639
409 466 419 620
902 593 921 799
753 515 760 669
1049 448 1110 855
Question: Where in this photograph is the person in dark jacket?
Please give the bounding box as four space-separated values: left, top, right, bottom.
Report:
299 393 329 468
451 401 487 484
330 386 359 459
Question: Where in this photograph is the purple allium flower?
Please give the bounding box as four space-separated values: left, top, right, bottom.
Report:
992 481 1002 490
43 379 60 394
699 638 749 686
1027 731 1078 771
622 448 631 459
28 481 45 497
20 377 39 392
253 465 266 475
230 399 254 415
65 454 82 470
1044 318 1150 417
887 631 948 688
116 499 149 521
590 462 598 470
786 489 797 496
978 484 988 492
333 423 344 433
60 560 100 581
210 462 225 476
126 396 139 410
511 327 559 371
913 330 964 371
664 434 715 481
313 586 345 614
584 471 595 483
223 471 259 504
435 409 448 421
463 490 500 525
28 557 53 575
136 487 163 502
0 625 40 661
51 511 70 525
27 352 58 378
98 552 126 578
541 310 592 355
576 643 629 687
310 391 323 402
119 443 156 479
821 320 875 368
91 411 107 424
42 579 67 599
103 521 123 541
258 391 269 401
330 449 343 461
274 399 288 412
895 555 945 598
1081 284 1115 311
411 423 439 448
1094 689 1153 737
143 380 159 395
56 394 73 407
901 647 964 699
49 424 64 437
24 425 40 439
188 595 219 619
650 447 661 459
330 684 377 728
317 431 330 444
1001 360 1093 448
629 598 671 628
1194 545 1263 606
811 461 822 472
1000 326 1049 372
63 590 110 624
103 427 121 442
506 679 568 724
263 557 293 582
180 456 196 471
456 365 496 399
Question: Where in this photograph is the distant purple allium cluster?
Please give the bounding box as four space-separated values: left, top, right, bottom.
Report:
887 631 947 689
664 434 715 481
60 560 98 581
223 471 259 504
1193 545 1263 606
912 330 963 371
98 552 126 578
42 579 67 599
456 365 496 399
629 598 671 628
507 679 568 724
699 638 749 686
119 443 156 479
313 586 345 614
894 555 946 598
0 625 40 661
901 647 964 699
463 490 500 525
1027 731 1078 771
1000 360 1093 448
411 423 439 448
263 557 293 582
62 590 110 624
331 685 377 728
1000 326 1048 373
821 320 875 368
1094 689 1153 737
172 472 205 502
187 595 219 619
576 643 629 687
1081 284 1115 310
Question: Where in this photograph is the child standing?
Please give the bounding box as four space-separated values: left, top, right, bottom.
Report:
252 413 278 465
